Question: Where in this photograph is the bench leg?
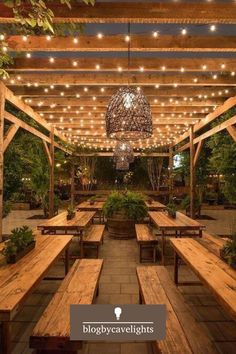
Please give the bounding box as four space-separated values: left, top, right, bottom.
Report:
139 244 142 263
96 245 99 259
174 251 179 285
161 231 165 265
153 246 156 263
0 321 11 354
65 247 69 275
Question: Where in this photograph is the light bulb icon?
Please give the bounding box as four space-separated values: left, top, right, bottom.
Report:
114 307 122 320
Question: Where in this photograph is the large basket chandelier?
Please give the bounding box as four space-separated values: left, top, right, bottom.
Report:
105 86 152 141
114 141 134 163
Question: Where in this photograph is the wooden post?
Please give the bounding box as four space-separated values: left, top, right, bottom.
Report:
49 126 55 218
168 146 173 201
71 163 75 207
0 83 5 242
189 125 195 219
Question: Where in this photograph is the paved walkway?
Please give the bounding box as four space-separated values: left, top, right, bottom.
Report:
2 209 236 353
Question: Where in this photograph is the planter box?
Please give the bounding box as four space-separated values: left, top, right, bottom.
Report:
67 212 76 220
6 241 36 264
107 217 136 239
11 202 30 210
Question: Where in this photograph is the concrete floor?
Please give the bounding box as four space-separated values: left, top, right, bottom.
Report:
2 208 236 354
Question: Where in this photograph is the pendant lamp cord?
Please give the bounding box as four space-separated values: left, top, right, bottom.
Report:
127 22 131 86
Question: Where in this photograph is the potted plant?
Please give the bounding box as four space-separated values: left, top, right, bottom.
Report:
88 195 97 205
103 191 148 239
67 205 76 220
1 226 35 264
205 190 218 205
166 198 177 219
181 195 201 218
220 232 236 269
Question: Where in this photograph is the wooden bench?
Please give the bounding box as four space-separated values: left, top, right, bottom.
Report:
135 224 158 263
30 258 103 353
83 224 105 258
197 231 226 257
136 266 218 354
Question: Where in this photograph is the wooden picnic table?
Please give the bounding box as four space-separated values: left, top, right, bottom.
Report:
77 201 105 223
145 200 166 211
170 238 236 322
37 210 96 258
149 211 205 265
0 234 72 354
38 210 95 234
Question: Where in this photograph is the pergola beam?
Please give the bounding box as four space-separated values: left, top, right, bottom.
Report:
3 123 19 152
5 34 236 52
7 73 236 86
0 2 236 24
227 125 236 142
12 87 235 98
28 97 223 107
9 57 236 73
176 115 236 152
174 96 236 146
76 152 170 157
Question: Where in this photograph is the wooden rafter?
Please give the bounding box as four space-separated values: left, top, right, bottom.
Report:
9 57 236 73
193 141 203 167
176 115 236 151
43 141 52 166
7 73 236 86
76 152 170 157
28 97 223 107
12 87 235 98
174 96 236 146
3 123 19 152
0 2 235 24
5 35 236 52
227 125 236 142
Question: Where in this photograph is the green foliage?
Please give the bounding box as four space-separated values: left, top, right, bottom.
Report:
67 204 75 217
1 226 34 261
3 201 11 218
180 195 201 210
221 232 236 267
103 191 147 221
207 108 236 204
0 41 13 78
3 0 95 34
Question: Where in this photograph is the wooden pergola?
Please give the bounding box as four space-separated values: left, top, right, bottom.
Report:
0 1 236 238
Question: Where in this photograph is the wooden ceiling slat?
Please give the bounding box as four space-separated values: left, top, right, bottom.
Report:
0 2 236 24
12 87 234 98
8 57 236 73
6 34 236 52
28 97 223 107
7 73 236 86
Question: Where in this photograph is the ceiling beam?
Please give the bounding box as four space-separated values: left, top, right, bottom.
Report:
37 106 211 114
28 97 223 107
6 34 236 52
76 152 170 157
11 86 234 98
0 2 236 24
9 57 236 73
7 73 236 86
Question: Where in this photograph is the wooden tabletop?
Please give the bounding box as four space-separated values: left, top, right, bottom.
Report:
37 211 96 231
149 211 205 230
77 201 105 210
145 200 166 210
0 235 73 321
170 238 236 321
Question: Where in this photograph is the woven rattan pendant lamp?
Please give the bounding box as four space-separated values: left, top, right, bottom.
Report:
105 24 153 141
114 141 134 163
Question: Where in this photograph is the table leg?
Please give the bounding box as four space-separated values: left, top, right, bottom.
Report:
161 231 165 265
65 247 69 275
80 231 84 259
199 229 202 238
174 251 179 285
1 321 11 354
